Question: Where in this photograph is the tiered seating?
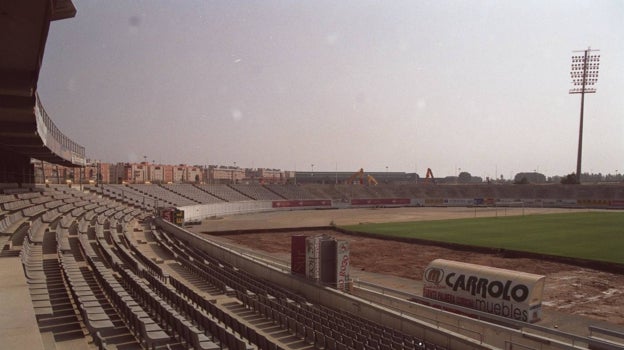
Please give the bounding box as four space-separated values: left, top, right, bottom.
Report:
163 184 223 204
59 253 116 344
99 225 240 349
83 184 104 195
2 198 32 211
363 184 404 198
154 225 447 349
237 292 431 350
230 184 283 200
336 184 385 199
27 217 47 244
3 184 474 349
129 184 199 207
197 184 251 202
64 200 255 349
1 209 26 236
300 184 346 201
99 184 155 209
264 184 320 200
157 227 430 349
83 238 170 349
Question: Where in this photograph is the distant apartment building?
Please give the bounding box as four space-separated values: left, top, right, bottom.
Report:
187 166 203 183
107 162 206 184
32 161 289 185
172 165 185 183
148 164 166 183
251 168 285 184
208 165 245 184
108 162 149 183
32 160 110 184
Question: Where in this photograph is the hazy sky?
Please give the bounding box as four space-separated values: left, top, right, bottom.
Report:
38 1 623 178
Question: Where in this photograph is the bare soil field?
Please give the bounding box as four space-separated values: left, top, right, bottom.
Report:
190 207 624 333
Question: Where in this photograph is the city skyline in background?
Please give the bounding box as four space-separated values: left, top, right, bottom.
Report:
37 1 624 178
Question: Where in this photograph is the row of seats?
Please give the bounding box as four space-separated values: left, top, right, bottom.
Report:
0 211 24 236
117 266 219 349
164 184 223 204
170 274 285 350
6 187 172 348
238 292 435 350
93 184 156 209
197 184 252 202
2 198 34 211
59 252 115 345
156 229 293 301
263 184 321 200
141 270 251 350
230 184 284 200
88 251 169 349
129 184 199 207
149 229 298 350
77 204 242 349
77 209 169 349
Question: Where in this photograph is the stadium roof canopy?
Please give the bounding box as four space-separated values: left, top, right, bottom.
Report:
0 0 85 167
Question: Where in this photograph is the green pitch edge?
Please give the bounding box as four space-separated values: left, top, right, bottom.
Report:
340 212 624 264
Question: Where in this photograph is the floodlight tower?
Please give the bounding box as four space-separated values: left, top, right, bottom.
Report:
569 47 600 184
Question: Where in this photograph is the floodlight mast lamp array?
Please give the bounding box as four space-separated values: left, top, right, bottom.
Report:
570 47 600 184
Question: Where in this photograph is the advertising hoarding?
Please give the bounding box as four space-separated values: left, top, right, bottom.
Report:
291 235 307 276
273 200 332 208
174 209 184 226
305 236 321 281
336 240 350 291
320 239 337 285
350 198 410 206
423 259 545 323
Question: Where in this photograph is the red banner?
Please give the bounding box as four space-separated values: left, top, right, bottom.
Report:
350 198 410 206
272 200 331 208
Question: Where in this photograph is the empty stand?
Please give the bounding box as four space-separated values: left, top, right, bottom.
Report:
198 184 253 202
164 183 224 204
3 182 623 350
230 184 284 200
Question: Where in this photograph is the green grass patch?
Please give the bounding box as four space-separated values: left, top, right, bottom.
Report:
340 212 624 264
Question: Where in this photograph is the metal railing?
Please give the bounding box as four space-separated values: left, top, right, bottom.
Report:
34 93 86 165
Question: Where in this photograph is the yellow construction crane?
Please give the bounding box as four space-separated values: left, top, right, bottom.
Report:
345 168 378 185
345 168 364 184
367 174 378 186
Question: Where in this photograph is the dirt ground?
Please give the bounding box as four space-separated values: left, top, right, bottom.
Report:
189 207 624 330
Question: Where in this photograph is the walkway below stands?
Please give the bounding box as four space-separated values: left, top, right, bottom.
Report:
0 256 46 350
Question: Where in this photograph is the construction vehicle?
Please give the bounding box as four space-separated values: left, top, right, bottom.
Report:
424 168 436 184
367 174 378 186
345 168 378 185
345 168 365 184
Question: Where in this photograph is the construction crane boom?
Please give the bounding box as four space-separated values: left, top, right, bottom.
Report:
424 168 436 184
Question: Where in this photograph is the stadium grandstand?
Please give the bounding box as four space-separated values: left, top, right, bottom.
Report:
3 2 624 350
3 181 624 349
78 182 624 210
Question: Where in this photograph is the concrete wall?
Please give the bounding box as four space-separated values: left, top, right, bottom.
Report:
179 200 273 222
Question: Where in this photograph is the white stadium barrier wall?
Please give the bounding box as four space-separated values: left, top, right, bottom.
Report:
178 200 273 222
